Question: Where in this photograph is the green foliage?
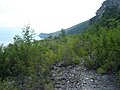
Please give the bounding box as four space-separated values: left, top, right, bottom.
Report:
0 77 18 90
1 6 120 89
60 28 66 37
97 67 106 74
45 81 54 90
98 6 120 28
22 25 35 44
75 20 120 74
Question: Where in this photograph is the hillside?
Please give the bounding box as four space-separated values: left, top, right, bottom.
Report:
0 0 120 89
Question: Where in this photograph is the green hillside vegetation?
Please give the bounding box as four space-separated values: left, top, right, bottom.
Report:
0 7 120 90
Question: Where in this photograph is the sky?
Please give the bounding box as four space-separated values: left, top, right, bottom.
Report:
0 0 105 45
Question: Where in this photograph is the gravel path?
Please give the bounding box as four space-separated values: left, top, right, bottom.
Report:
50 62 120 90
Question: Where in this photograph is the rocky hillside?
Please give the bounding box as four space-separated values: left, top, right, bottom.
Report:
92 0 120 22
65 0 120 35
68 0 120 33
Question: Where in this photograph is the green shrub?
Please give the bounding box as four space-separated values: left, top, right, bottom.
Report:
97 67 106 74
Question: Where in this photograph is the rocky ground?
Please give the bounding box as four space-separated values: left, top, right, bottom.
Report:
50 61 120 90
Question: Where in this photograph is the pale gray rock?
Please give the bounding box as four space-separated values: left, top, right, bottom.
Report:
50 62 120 90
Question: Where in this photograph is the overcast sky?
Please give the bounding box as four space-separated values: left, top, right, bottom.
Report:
0 0 105 44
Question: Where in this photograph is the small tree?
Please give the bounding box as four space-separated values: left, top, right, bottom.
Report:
60 28 66 37
13 24 35 45
22 25 35 44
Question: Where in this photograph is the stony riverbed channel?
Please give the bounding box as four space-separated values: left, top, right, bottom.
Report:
50 61 120 90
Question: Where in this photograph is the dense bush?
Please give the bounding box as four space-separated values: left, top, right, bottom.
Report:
0 7 120 89
74 20 120 74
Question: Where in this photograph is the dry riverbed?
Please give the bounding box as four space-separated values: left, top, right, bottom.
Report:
50 62 120 90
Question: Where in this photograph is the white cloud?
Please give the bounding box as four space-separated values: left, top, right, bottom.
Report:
0 0 105 33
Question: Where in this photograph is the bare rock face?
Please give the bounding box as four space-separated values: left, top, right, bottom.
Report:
96 0 120 19
105 0 120 7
